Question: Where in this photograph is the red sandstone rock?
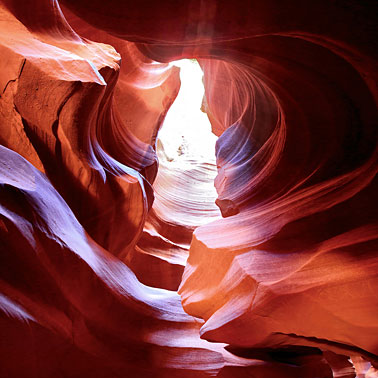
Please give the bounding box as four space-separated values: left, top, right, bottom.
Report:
0 0 377 376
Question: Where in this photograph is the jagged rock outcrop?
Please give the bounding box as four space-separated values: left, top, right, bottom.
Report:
0 0 377 377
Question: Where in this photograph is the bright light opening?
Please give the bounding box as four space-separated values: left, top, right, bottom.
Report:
158 59 218 163
152 59 221 227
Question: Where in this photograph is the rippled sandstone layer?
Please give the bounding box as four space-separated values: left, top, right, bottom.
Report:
0 0 377 377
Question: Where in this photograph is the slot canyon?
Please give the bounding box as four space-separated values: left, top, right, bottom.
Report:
0 0 377 377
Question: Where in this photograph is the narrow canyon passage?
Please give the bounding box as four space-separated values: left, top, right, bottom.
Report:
126 59 222 291
0 1 377 377
153 59 221 228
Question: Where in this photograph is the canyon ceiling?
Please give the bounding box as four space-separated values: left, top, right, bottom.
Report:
0 0 377 377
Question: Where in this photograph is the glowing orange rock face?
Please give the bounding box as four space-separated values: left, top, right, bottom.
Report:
180 27 378 359
0 0 377 377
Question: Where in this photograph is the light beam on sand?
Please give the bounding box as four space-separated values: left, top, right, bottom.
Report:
153 59 221 227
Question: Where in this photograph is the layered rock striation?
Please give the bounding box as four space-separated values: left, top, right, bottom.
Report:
0 0 377 377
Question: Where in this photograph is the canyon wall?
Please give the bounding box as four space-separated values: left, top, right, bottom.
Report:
0 0 377 377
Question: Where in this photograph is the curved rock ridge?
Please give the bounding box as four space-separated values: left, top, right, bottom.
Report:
0 1 148 262
0 1 181 260
0 0 377 377
177 16 378 365
0 146 332 377
61 6 181 174
0 145 245 377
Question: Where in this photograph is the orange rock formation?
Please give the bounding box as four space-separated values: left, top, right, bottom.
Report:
0 1 377 377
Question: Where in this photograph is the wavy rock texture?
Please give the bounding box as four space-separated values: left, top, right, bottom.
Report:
0 0 377 377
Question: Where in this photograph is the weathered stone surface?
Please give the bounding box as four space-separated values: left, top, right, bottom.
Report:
0 0 377 376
